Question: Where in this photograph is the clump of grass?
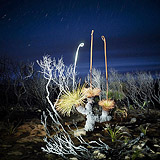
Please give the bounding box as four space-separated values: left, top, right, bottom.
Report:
105 125 131 143
105 125 124 142
82 87 101 98
139 124 149 136
98 99 115 111
56 86 86 116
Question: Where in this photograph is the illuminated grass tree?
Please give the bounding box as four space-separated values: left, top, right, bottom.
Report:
98 36 115 112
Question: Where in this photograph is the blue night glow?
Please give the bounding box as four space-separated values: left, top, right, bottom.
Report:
0 0 160 76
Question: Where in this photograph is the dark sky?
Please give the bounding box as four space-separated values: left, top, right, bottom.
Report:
0 0 160 75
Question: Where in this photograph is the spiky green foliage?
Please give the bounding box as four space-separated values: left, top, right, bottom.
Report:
139 124 149 136
105 125 131 142
106 125 124 142
56 86 86 116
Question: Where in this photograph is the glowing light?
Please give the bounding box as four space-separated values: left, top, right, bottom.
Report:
73 42 84 90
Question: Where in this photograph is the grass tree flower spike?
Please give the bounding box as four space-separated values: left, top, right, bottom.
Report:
90 30 94 88
101 35 108 100
99 36 115 111
73 43 84 91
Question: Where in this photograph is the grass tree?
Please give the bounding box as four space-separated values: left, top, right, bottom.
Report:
98 36 115 111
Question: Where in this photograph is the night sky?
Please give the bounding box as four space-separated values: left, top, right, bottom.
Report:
0 0 160 76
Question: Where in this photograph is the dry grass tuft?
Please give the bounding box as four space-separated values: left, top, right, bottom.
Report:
56 86 86 117
82 87 101 98
98 99 115 111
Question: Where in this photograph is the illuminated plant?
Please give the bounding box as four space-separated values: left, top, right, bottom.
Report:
74 33 113 131
98 36 115 112
98 99 115 111
77 87 113 131
82 87 101 98
101 35 109 100
56 85 86 116
74 33 114 131
37 55 76 116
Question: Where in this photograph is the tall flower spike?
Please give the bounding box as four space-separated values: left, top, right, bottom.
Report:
101 36 108 101
73 43 84 91
90 30 94 89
